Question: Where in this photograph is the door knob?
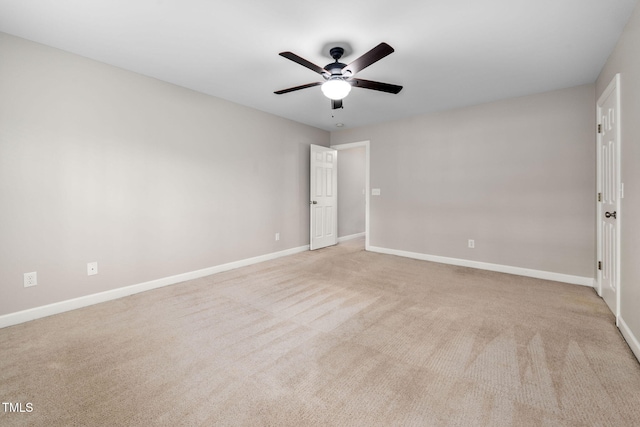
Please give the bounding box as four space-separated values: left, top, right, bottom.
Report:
310 201 317 205
605 211 617 219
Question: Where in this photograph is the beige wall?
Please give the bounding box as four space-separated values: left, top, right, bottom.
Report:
596 3 640 351
331 84 596 278
0 33 329 316
337 146 366 238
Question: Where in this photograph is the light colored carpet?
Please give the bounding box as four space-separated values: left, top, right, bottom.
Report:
1 238 639 426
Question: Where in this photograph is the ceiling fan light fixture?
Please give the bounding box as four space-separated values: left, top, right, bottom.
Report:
321 78 351 100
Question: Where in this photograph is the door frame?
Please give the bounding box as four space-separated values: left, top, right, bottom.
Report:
595 73 621 324
331 140 371 250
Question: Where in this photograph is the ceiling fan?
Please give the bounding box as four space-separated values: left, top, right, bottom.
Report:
274 42 403 110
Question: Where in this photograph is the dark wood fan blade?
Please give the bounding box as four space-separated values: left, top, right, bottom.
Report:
350 78 403 94
343 43 395 76
274 82 322 95
332 99 343 110
279 52 328 75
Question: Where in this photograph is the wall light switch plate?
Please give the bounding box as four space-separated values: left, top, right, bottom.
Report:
87 262 98 276
372 188 381 196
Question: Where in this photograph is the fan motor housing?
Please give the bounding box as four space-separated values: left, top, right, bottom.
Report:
325 61 346 76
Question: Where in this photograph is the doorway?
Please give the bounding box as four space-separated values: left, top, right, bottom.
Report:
331 141 370 250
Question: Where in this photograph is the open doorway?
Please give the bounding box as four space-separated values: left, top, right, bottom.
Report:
331 141 370 250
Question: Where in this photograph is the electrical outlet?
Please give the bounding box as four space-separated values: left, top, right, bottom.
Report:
24 272 37 288
87 262 98 276
468 239 475 249
275 233 280 241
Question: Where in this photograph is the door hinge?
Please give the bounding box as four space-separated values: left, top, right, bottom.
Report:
598 192 602 202
598 124 602 134
598 261 602 271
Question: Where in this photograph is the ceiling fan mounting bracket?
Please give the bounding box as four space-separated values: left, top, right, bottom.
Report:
321 42 353 60
329 47 345 61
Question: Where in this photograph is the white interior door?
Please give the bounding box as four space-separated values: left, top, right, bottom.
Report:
310 144 337 250
596 74 621 323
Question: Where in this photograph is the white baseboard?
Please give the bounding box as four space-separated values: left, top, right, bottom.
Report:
619 316 640 364
338 232 366 243
0 245 309 329
367 245 594 287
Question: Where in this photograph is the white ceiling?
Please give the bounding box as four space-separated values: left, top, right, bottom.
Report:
0 0 637 131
